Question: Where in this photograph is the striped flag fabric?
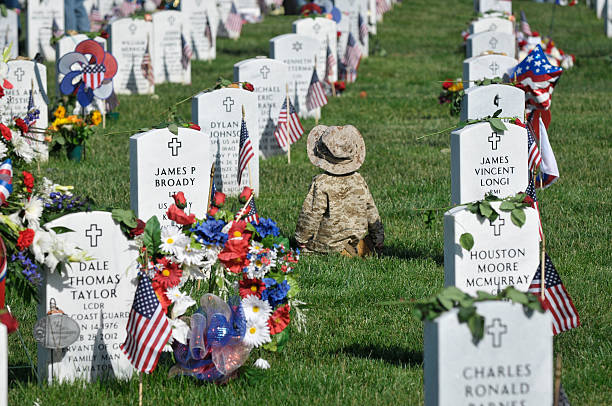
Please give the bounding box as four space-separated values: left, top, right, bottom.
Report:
141 38 154 86
82 64 106 89
89 5 103 32
0 159 13 205
528 254 580 335
273 98 304 149
325 43 336 83
527 127 542 173
525 174 543 239
520 10 532 36
244 198 259 224
237 117 254 186
339 63 358 83
358 13 368 45
120 272 172 373
343 33 362 72
529 112 559 189
204 13 213 48
306 69 328 111
511 45 563 111
51 18 63 38
225 2 243 35
181 34 192 70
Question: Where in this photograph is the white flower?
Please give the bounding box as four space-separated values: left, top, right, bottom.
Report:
166 288 196 319
245 249 277 279
30 229 52 263
242 319 271 348
11 134 35 163
160 226 190 256
174 244 204 266
253 358 270 369
0 141 7 161
241 295 272 323
249 241 264 254
168 318 190 345
23 197 44 229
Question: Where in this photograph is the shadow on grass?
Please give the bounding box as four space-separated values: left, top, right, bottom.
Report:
382 245 443 266
9 364 37 385
335 344 423 367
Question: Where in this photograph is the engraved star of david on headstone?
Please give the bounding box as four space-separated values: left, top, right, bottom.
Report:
223 96 235 112
259 65 270 79
488 132 501 151
292 41 302 52
489 217 505 236
129 23 137 35
13 67 25 82
85 224 103 247
168 137 182 156
489 37 498 49
168 15 176 26
489 61 499 75
313 23 321 35
486 318 508 348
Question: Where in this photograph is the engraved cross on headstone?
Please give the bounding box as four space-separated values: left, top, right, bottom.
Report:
13 67 25 82
489 37 498 49
488 132 501 150
259 65 270 79
222 96 234 112
313 23 321 35
486 318 507 348
85 224 103 247
490 217 505 236
489 61 499 75
493 94 501 107
292 41 302 52
128 23 137 35
168 137 182 156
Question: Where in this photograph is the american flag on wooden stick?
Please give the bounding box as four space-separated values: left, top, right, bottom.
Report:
89 5 103 32
325 43 336 83
343 33 362 72
141 38 154 86
181 34 192 70
306 69 328 111
120 272 172 373
525 175 543 239
244 198 259 224
527 126 542 173
358 13 368 45
528 254 580 335
225 2 243 35
520 10 532 36
204 13 213 48
274 98 304 149
237 116 254 186
51 17 63 37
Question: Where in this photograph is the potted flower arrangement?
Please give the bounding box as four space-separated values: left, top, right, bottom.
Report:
48 104 102 162
438 78 464 116
114 187 305 382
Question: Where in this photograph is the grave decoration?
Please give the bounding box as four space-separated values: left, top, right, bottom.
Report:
47 102 103 161
57 39 118 108
113 187 305 381
0 46 13 103
517 11 575 69
438 78 464 115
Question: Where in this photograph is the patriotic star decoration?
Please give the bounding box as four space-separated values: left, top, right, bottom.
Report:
511 44 562 81
57 39 118 107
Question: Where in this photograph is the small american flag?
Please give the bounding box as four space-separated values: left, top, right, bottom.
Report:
343 33 362 72
204 13 213 48
511 45 563 111
528 111 559 189
358 13 368 45
244 198 259 224
225 2 243 35
274 98 304 149
306 68 328 111
89 5 103 32
527 126 542 173
340 63 358 83
141 38 154 86
525 175 543 239
520 10 532 37
237 116 254 186
528 254 580 335
376 0 388 16
181 34 192 70
51 17 63 38
0 159 13 205
325 43 336 83
24 88 39 126
82 64 106 89
120 272 172 373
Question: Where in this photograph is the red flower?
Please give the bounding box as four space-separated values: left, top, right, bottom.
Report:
172 191 187 209
22 171 34 193
129 219 146 237
153 284 171 313
218 238 250 273
100 30 109 39
239 277 266 298
0 309 18 334
14 118 28 134
532 31 539 37
213 191 226 207
188 122 201 131
166 204 195 225
442 80 453 90
300 2 322 15
153 258 182 289
242 82 254 92
0 86 4 99
208 206 219 216
17 228 35 250
513 118 525 128
238 186 253 203
227 220 252 242
0 123 12 141
268 304 290 335
523 195 535 207
334 81 346 92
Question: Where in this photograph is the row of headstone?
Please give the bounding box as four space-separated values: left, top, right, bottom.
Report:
0 60 49 129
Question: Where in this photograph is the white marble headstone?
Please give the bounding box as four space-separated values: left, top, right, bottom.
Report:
152 10 190 85
605 0 612 37
475 0 512 14
451 122 528 205
596 0 604 18
181 0 219 61
0 9 18 59
292 17 338 84
368 0 377 34
424 301 552 406
269 33 319 119
236 0 261 22
460 84 525 122
462 54 518 89
109 18 155 95
234 57 289 159
466 31 516 59
37 211 138 383
469 17 513 35
444 202 539 294
0 60 48 129
192 88 259 196
26 0 65 60
130 128 213 226
335 0 369 58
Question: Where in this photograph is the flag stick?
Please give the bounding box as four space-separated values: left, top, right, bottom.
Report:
285 83 291 164
206 163 216 212
138 372 143 406
554 353 562 406
536 118 546 300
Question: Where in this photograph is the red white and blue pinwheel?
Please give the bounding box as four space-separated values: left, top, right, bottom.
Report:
57 39 117 107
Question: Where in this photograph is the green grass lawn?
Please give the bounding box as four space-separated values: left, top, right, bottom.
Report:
8 0 612 404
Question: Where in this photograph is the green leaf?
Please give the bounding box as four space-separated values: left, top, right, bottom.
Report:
111 208 138 228
143 216 161 257
284 274 299 299
488 210 499 223
443 286 466 302
190 235 202 250
459 233 474 251
476 291 497 300
492 108 502 117
489 117 507 133
261 235 275 249
245 222 257 233
504 286 529 304
412 306 424 320
0 5 6 18
50 226 74 234
168 123 179 135
457 305 475 323
437 296 453 310
468 314 485 342
274 328 290 352
511 208 526 227
499 201 515 212
466 203 478 214
478 201 493 218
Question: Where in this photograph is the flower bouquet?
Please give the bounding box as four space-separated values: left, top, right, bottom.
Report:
48 103 102 161
438 79 464 116
114 187 304 382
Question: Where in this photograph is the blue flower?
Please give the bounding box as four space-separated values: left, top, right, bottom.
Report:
12 251 41 285
255 218 280 238
191 217 228 246
261 278 290 307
